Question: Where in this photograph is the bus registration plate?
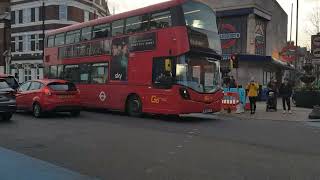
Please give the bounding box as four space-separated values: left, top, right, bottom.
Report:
203 108 213 113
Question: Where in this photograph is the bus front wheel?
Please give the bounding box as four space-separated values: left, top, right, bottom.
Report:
127 95 142 117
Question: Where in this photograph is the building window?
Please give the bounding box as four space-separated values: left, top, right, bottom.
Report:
18 36 23 52
30 35 36 51
39 6 44 21
39 34 44 51
31 8 36 22
84 11 90 22
24 69 32 82
11 11 15 24
18 10 23 24
23 9 29 23
11 37 16 52
37 68 41 79
59 5 68 20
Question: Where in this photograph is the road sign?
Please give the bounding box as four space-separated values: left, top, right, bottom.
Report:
311 35 320 63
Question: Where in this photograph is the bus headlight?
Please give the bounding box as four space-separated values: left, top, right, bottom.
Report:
179 88 191 100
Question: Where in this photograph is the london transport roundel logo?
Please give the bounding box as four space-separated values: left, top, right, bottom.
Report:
99 91 106 102
220 24 241 49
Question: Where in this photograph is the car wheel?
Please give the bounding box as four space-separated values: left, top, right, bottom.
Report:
70 111 80 117
2 113 13 121
127 95 142 117
33 103 42 118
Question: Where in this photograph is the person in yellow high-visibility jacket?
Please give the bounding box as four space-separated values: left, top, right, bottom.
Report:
246 79 259 114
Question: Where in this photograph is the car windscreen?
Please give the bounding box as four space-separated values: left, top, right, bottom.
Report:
48 82 77 91
0 80 10 89
5 77 19 89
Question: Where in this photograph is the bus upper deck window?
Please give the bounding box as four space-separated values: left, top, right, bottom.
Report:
47 36 54 48
93 24 110 39
54 33 65 46
81 27 92 41
150 10 172 30
112 19 125 37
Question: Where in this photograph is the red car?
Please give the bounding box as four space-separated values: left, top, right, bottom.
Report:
16 79 81 118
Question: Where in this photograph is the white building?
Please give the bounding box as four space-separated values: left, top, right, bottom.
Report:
10 0 109 83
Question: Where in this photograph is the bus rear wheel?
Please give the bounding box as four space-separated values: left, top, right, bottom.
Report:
127 95 142 117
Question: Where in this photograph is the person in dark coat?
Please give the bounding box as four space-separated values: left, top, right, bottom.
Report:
279 78 293 114
229 76 237 88
267 79 278 109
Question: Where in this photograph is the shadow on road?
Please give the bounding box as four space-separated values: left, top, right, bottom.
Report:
85 108 218 123
15 111 76 120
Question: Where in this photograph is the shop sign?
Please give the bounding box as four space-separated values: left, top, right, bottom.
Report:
312 35 320 62
280 42 296 62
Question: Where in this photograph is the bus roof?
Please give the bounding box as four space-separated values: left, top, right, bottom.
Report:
47 0 187 36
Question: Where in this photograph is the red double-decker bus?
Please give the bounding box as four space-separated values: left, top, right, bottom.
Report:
44 0 223 116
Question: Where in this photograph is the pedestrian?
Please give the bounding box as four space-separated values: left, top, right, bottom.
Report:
246 78 259 114
223 76 230 88
279 78 293 114
267 78 278 108
229 76 237 88
267 78 278 92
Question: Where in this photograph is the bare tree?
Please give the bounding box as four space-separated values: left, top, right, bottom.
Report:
306 7 320 35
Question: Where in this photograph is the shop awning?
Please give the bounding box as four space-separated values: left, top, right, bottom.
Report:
237 54 295 70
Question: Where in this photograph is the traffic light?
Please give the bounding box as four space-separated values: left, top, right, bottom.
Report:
230 54 239 69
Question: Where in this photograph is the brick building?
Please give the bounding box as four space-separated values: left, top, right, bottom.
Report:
0 0 10 74
10 0 110 83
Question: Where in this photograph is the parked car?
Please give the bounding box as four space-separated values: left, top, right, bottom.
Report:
16 79 81 118
0 74 19 90
0 78 16 121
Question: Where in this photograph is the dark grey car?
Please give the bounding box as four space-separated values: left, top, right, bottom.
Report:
0 79 16 121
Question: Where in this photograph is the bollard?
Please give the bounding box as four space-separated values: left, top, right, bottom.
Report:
309 106 320 119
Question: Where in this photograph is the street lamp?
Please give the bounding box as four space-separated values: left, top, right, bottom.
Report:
42 0 46 61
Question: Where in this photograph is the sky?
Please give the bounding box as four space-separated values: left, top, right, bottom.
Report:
107 0 320 48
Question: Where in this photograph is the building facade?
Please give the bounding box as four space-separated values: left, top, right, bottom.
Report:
200 0 291 87
0 0 10 74
10 0 110 83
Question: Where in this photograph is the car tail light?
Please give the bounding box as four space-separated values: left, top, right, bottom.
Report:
43 87 52 96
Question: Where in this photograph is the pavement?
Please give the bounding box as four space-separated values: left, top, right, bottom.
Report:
0 147 93 180
1 111 320 179
217 98 313 122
